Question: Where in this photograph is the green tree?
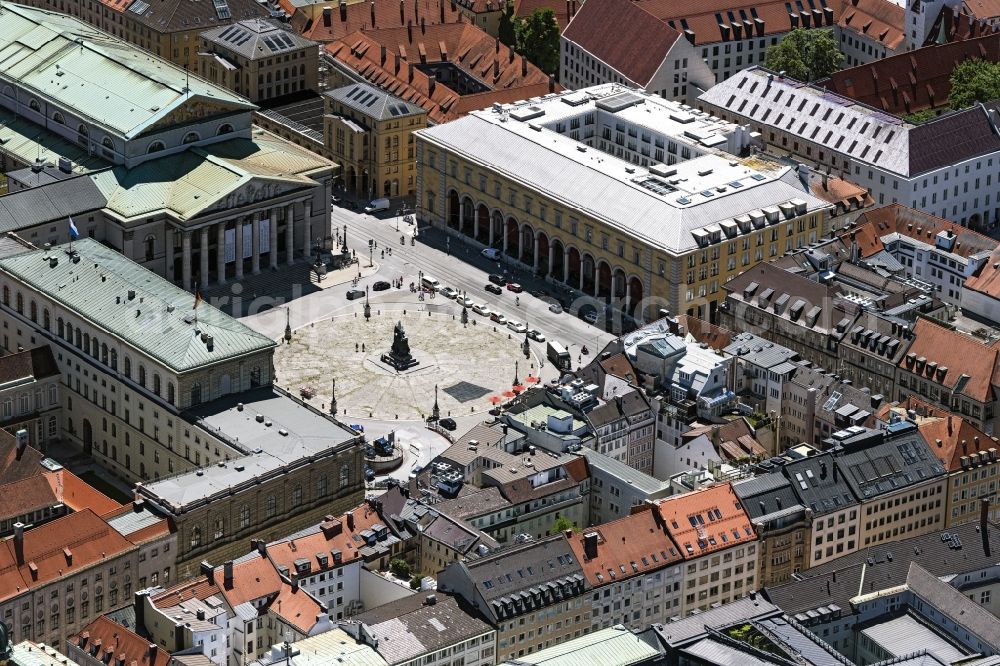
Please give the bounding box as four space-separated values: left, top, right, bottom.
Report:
389 558 411 579
549 515 578 535
409 574 423 590
498 1 517 47
765 28 844 82
948 58 1000 110
515 9 560 75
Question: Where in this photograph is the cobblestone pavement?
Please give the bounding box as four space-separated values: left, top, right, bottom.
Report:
275 310 542 420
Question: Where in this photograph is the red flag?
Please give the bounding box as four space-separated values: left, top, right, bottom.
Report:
194 289 202 310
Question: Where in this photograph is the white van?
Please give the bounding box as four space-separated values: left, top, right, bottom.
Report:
420 275 441 291
364 198 390 214
482 248 501 260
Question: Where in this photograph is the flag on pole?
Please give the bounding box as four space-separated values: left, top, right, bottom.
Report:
193 288 202 310
68 216 80 240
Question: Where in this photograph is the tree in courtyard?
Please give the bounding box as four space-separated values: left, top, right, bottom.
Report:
389 558 411 579
515 9 560 75
549 515 578 535
948 58 1000 110
765 28 844 82
498 1 517 47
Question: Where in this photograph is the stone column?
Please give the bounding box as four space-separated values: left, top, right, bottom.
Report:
594 266 601 297
217 223 226 284
269 214 279 269
235 219 244 280
577 254 584 291
502 223 509 255
165 227 174 284
458 199 464 232
181 231 192 291
532 231 540 272
251 213 261 275
473 208 480 241
547 243 555 280
199 227 210 289
304 200 313 260
488 215 496 247
286 203 295 265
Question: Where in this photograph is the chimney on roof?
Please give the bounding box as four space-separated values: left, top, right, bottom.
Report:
408 62 414 82
291 573 300 591
407 19 413 42
256 538 267 556
394 53 401 74
148 645 157 662
339 0 347 21
495 36 500 53
14 429 27 461
509 47 515 64
323 5 332 25
440 0 445 22
521 55 527 77
583 531 598 559
428 73 436 96
223 560 234 589
370 1 376 27
571 0 577 18
380 45 387 65
494 59 500 79
963 439 968 453
13 522 24 566
400 0 405 23
346 510 355 530
201 560 214 584
134 590 148 634
420 16 425 33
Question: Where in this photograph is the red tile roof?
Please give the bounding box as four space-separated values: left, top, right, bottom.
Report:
837 0 904 50
899 318 999 403
562 0 681 85
0 430 45 487
265 504 385 574
655 483 755 559
325 22 555 123
271 584 325 634
300 0 462 42
964 0 1000 20
823 35 1000 114
0 509 135 603
0 475 58 522
917 411 995 472
70 616 171 666
848 204 997 260
0 467 121 527
965 246 1000 299
513 0 573 28
150 576 221 606
55 470 123 516
0 346 59 386
676 315 734 350
217 554 283 608
598 353 637 383
565 507 682 587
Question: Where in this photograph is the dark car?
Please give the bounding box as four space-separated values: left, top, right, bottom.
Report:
364 466 376 482
346 288 365 300
488 273 506 286
439 417 457 431
485 283 502 295
372 280 391 291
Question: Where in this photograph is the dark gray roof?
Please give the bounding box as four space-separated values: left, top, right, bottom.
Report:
128 0 269 35
326 82 425 121
779 452 859 517
465 536 586 603
0 174 107 234
833 426 946 501
201 19 316 60
764 520 1000 616
755 616 849 666
7 164 76 189
724 332 799 368
906 563 1000 652
909 106 1000 176
356 593 493 665
733 474 804 523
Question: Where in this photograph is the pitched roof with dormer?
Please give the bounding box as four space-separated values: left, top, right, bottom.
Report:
655 483 756 559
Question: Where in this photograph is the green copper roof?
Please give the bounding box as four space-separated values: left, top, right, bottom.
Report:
0 239 275 372
0 2 254 138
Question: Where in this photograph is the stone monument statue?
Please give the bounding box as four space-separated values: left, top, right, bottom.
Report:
382 320 419 370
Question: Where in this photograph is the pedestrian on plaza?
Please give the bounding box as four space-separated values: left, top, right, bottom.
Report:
381 250 385 259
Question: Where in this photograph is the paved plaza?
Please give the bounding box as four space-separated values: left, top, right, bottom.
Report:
275 310 541 420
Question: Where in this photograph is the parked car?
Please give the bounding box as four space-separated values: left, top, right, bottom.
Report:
472 303 492 316
372 281 391 291
507 320 527 333
439 286 458 299
488 273 506 285
482 248 502 260
456 296 474 307
528 329 545 342
364 466 376 482
506 282 523 293
582 311 598 324
364 197 390 213
439 417 457 431
350 424 365 433
346 288 365 300
485 283 502 295
548 302 563 314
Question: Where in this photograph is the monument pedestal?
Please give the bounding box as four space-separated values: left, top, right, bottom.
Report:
382 320 420 371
